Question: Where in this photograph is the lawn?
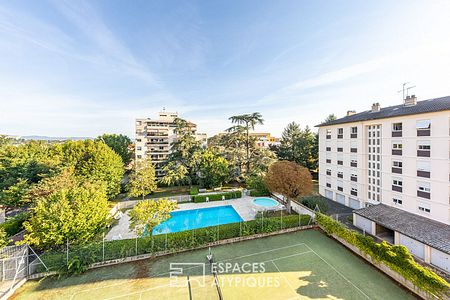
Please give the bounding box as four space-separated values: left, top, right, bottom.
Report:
11 230 416 300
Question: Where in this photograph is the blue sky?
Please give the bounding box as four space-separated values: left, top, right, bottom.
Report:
1 0 450 138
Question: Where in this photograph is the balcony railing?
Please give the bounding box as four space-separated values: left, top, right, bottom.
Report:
392 167 402 174
417 129 431 136
417 150 430 157
350 162 357 167
417 190 431 199
417 170 431 178
392 185 403 193
350 148 357 153
392 149 402 156
351 190 357 196
392 131 402 137
350 133 357 138
337 148 343 152
337 173 343 178
337 186 343 192
350 176 357 182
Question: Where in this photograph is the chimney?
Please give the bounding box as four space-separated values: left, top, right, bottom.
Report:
404 94 417 106
346 110 356 116
371 103 381 112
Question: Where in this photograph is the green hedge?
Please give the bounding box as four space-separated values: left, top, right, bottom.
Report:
192 191 242 203
249 189 270 197
189 186 199 195
38 214 311 273
316 213 449 297
0 212 30 237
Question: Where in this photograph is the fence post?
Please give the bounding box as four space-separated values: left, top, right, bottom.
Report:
102 233 105 262
135 236 138 256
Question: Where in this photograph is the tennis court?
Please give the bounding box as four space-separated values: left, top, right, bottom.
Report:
11 230 416 299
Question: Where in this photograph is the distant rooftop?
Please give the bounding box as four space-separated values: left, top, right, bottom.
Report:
354 204 450 254
316 95 450 127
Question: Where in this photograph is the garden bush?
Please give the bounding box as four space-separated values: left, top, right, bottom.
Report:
192 191 242 203
189 186 199 195
38 214 311 273
316 213 449 297
0 212 30 236
249 189 270 197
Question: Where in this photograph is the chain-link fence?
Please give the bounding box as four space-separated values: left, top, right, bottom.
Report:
36 213 313 274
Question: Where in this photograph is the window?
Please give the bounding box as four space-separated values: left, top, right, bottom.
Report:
393 198 402 205
350 156 357 167
337 128 343 139
418 202 431 213
393 178 403 187
326 147 331 151
416 119 431 130
326 129 332 139
418 182 431 193
137 155 142 159
350 127 357 138
351 186 358 196
351 127 357 134
392 123 402 131
136 138 142 142
417 141 431 157
137 146 142 151
326 169 331 175
392 161 402 168
326 177 331 188
392 143 403 149
337 180 343 191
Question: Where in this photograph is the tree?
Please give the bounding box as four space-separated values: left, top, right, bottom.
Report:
229 112 264 174
192 150 229 189
323 114 337 123
161 118 202 186
275 122 317 171
96 134 133 166
264 161 313 213
129 158 157 199
22 180 109 248
0 228 10 249
53 140 124 198
129 199 178 236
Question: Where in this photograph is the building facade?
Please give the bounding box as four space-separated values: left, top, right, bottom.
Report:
317 95 450 272
135 111 206 177
249 132 280 149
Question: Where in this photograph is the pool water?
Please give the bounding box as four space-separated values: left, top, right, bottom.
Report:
152 205 243 235
253 197 279 207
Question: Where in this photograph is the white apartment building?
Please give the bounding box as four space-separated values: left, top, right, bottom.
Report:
317 95 450 272
135 111 206 177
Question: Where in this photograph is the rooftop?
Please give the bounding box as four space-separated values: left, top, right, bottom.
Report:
354 204 450 254
316 95 450 127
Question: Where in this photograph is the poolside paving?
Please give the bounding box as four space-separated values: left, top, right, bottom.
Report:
105 196 275 241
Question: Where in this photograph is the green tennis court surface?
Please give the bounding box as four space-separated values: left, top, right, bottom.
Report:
11 230 416 300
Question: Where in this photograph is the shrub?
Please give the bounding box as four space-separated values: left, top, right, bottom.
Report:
249 189 270 197
189 186 199 195
192 191 242 203
316 213 449 297
0 212 30 236
300 196 328 213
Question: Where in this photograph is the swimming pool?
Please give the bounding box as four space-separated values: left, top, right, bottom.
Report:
152 205 243 235
253 197 279 207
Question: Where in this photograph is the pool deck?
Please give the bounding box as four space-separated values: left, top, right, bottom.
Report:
105 196 281 241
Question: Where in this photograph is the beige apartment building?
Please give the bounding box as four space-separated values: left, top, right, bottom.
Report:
135 111 206 177
249 132 280 149
317 95 450 272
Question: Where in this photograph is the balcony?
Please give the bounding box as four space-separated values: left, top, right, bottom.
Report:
392 185 403 193
417 170 431 178
350 148 357 153
392 149 402 156
337 134 343 139
391 131 402 137
417 150 430 157
350 176 357 182
417 129 431 136
337 186 343 192
350 162 357 167
392 167 402 174
350 133 357 138
351 190 357 196
417 190 431 199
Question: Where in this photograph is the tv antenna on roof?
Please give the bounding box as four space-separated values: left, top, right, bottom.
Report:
397 82 415 100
